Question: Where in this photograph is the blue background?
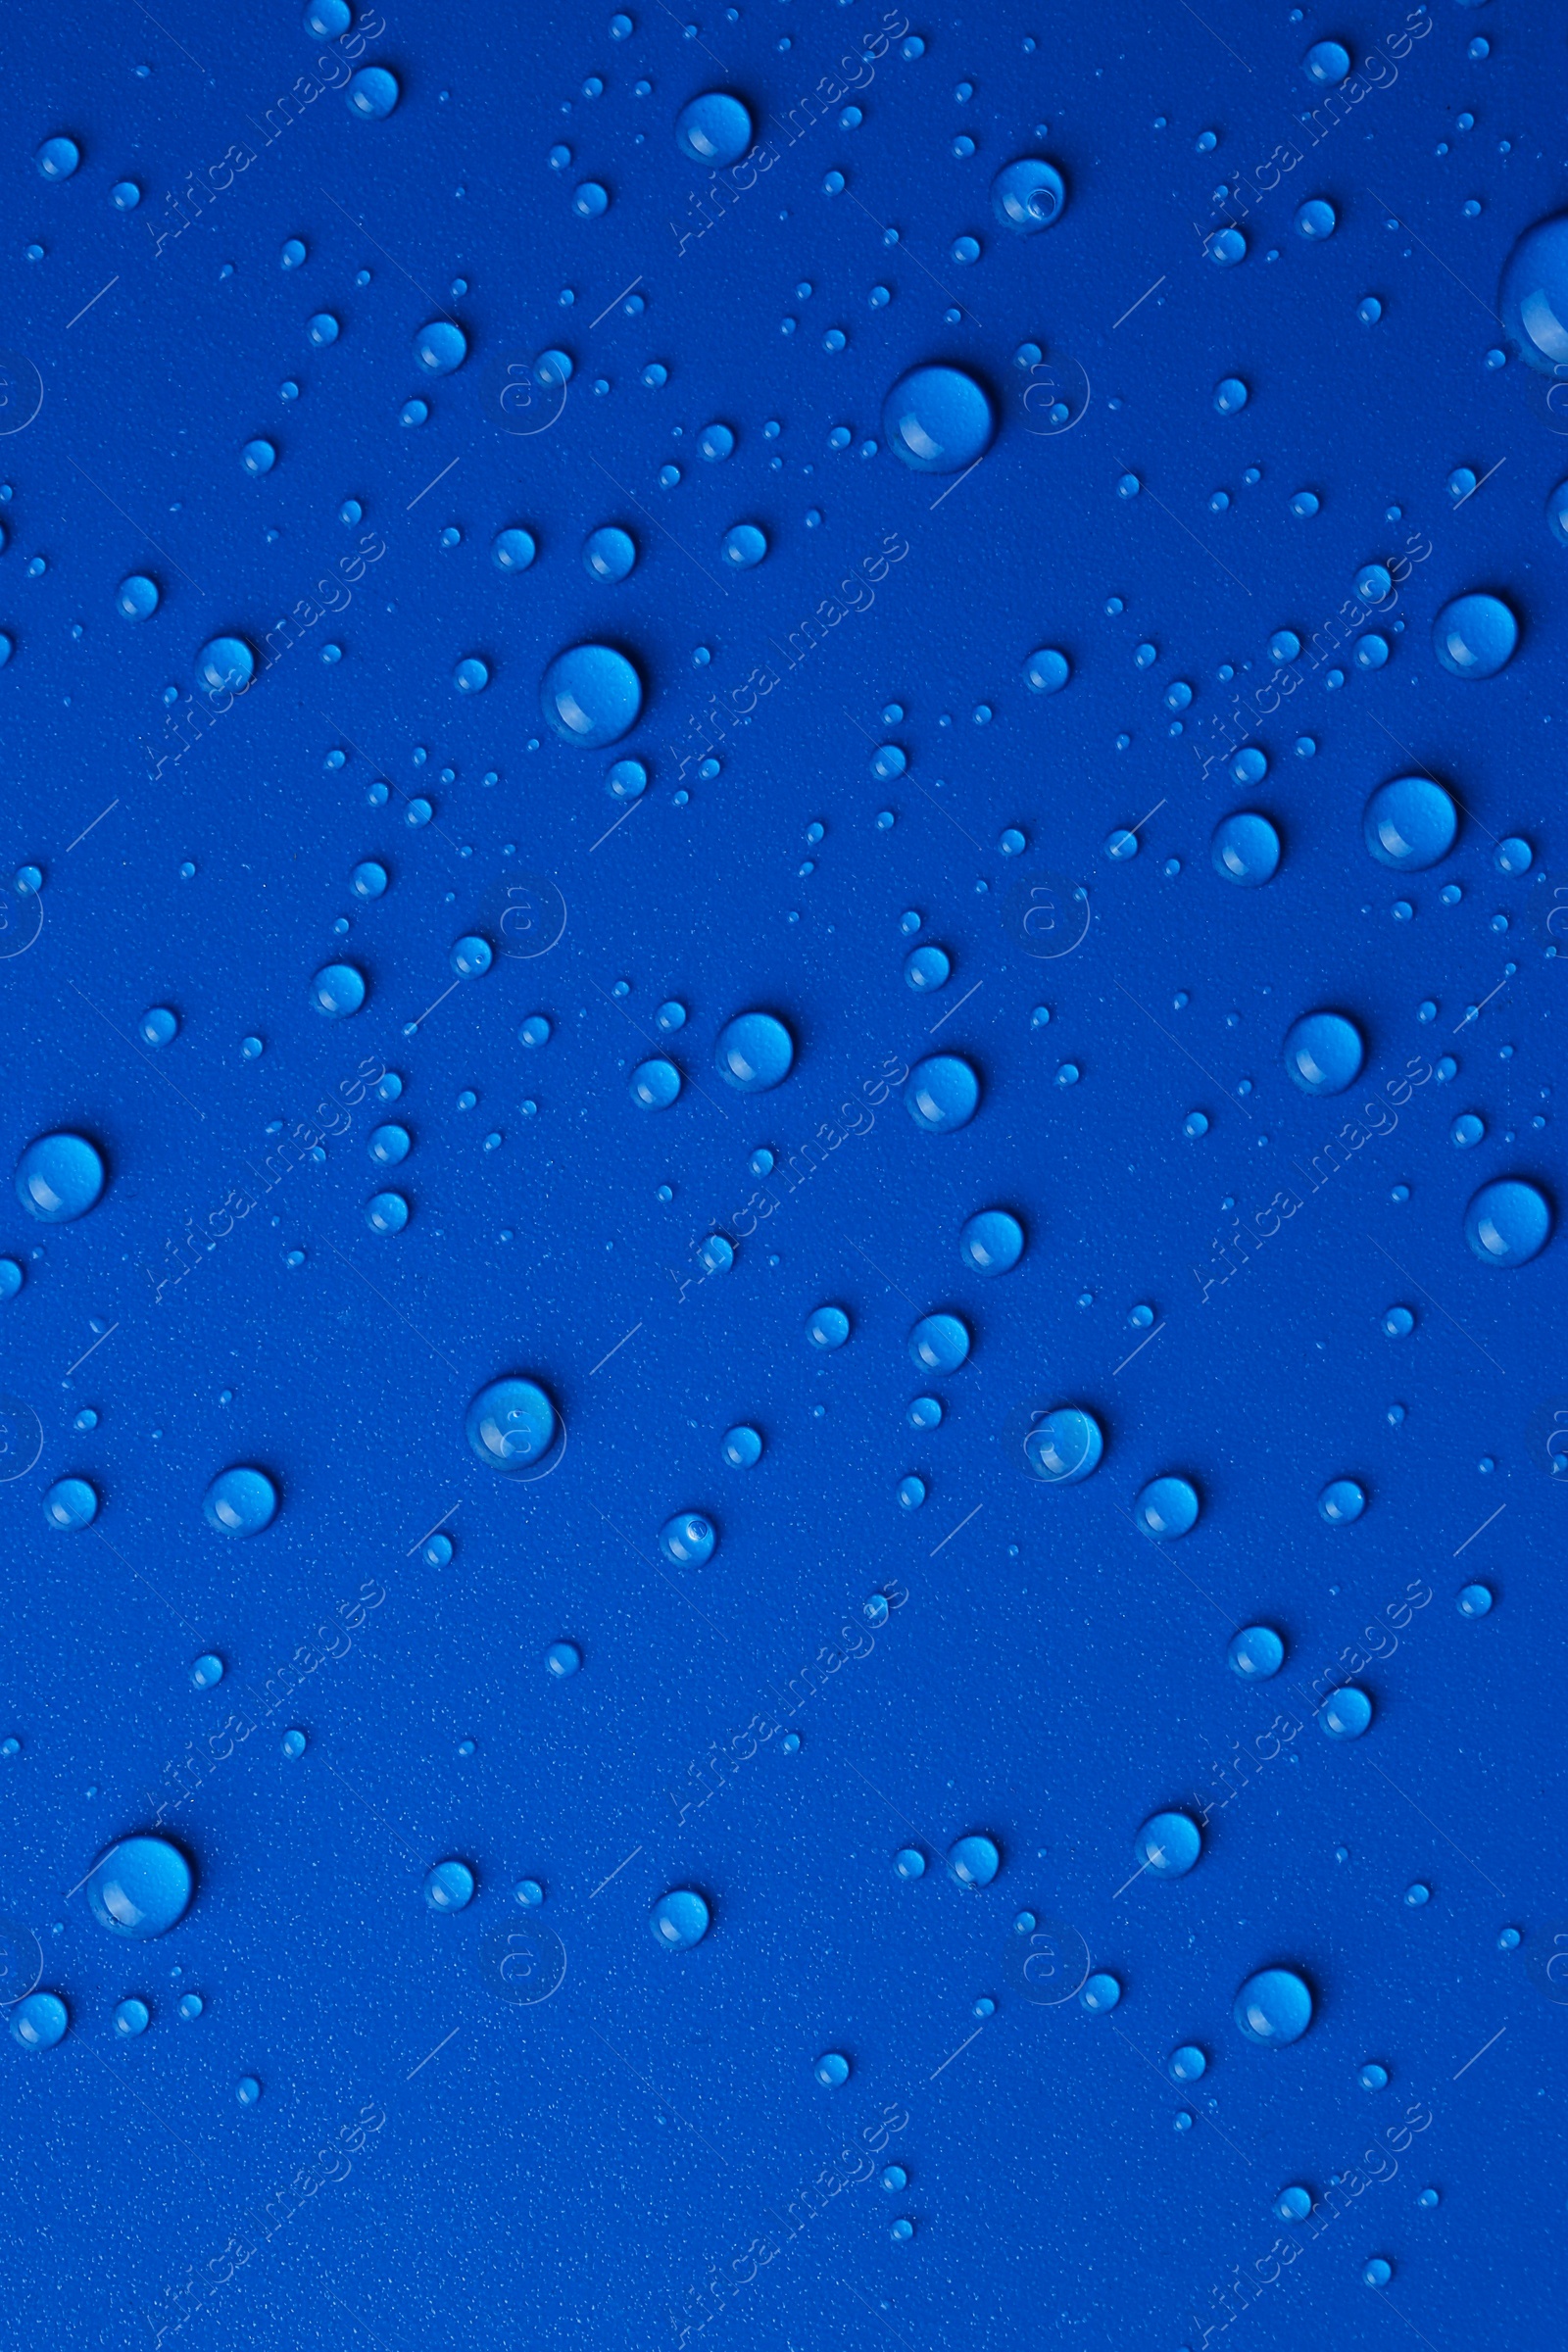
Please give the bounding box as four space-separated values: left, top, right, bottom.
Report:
0 2 1562 2347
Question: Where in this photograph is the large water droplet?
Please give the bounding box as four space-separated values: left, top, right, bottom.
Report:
196 635 256 696
714 1011 794 1091
651 1887 710 1946
87 1838 194 1938
959 1208 1024 1274
1302 39 1350 84
990 157 1066 232
948 1834 1000 1888
1283 1010 1364 1095
583 524 637 583
1432 591 1519 679
36 135 81 181
1233 1966 1313 2045
309 961 368 1018
1228 1625 1286 1680
15 1132 105 1221
905 1054 981 1132
1318 1478 1366 1525
629 1057 681 1110
346 65 400 120
1464 1177 1552 1266
1319 1685 1374 1739
43 1477 98 1530
908 1312 970 1373
11 1991 69 2048
807 1304 851 1349
1498 211 1568 371
1363 776 1458 869
423 1860 475 1910
541 643 644 747
1211 810 1281 887
203 1466 277 1536
1134 1475 1200 1539
660 1512 715 1567
117 574 159 621
1134 1811 1201 1877
675 91 754 168
415 320 467 374
466 1378 558 1470
1023 1406 1102 1484
882 365 995 473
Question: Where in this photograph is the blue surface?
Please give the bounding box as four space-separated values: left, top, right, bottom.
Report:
0 4 1563 2349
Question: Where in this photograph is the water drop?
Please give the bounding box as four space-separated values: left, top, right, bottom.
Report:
904 1054 980 1132
882 365 995 473
117 574 160 621
466 1378 558 1471
195 635 256 697
1134 1475 1200 1539
1228 1625 1285 1680
904 945 951 992
675 91 754 167
12 1992 68 2048
309 961 367 1018
1134 1810 1201 1877
721 522 767 569
990 156 1065 231
714 1011 794 1092
423 1860 474 1911
16 1131 106 1222
959 1209 1024 1274
807 1304 851 1349
1320 1685 1374 1739
948 1834 1000 1888
541 643 644 747
87 1838 194 1938
1233 1966 1313 2044
346 66 400 120
1023 1406 1103 1484
1284 1010 1364 1095
1497 212 1568 371
1363 775 1457 870
1211 810 1280 887
1464 1177 1551 1266
908 1313 970 1374
1433 591 1519 678
43 1477 98 1530
660 1512 715 1568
